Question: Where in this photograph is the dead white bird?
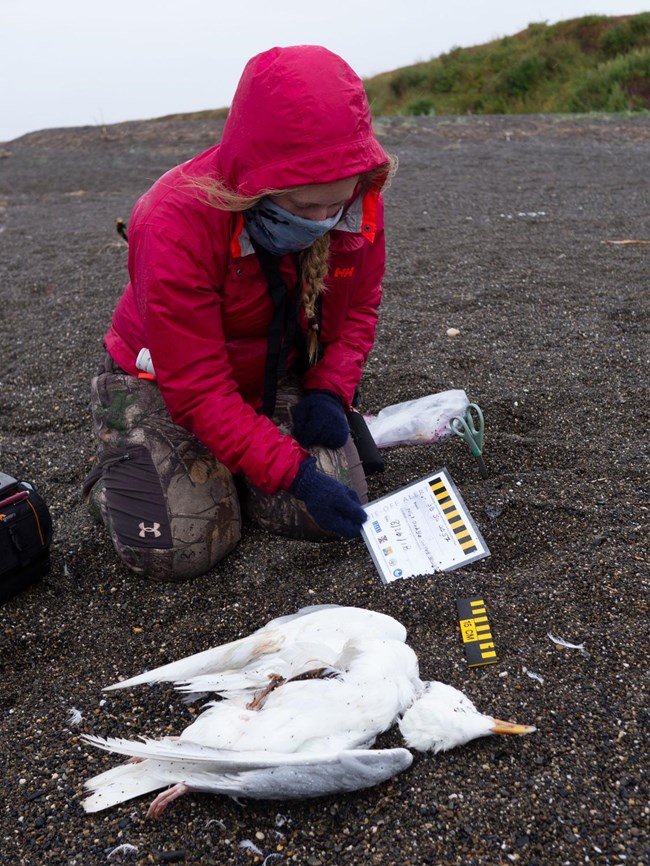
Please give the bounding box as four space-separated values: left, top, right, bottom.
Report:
82 605 535 816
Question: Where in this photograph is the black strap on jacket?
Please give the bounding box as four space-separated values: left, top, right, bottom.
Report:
251 239 302 418
251 241 384 474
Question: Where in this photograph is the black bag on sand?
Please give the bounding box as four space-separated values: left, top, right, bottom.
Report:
0 472 53 602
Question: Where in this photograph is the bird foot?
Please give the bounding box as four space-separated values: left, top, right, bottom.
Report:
246 673 285 710
246 668 335 711
146 783 191 818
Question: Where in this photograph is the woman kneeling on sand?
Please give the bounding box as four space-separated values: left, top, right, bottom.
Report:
83 45 396 582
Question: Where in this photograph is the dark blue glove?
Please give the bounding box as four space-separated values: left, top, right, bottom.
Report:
292 390 349 449
289 458 368 538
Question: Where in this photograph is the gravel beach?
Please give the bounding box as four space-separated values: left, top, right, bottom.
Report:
0 113 648 865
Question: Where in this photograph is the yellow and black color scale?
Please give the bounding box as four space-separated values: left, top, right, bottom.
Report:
429 477 478 555
456 597 498 667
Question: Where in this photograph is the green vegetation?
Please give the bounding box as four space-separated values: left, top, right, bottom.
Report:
363 13 650 115
150 14 650 123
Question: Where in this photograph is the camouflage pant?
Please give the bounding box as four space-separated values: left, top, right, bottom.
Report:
83 354 367 582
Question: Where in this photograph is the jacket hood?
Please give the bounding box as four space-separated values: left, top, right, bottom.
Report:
218 45 390 195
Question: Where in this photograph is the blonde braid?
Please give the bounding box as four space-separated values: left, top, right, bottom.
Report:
298 233 331 363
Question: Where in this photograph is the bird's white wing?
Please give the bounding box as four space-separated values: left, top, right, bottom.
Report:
102 628 286 691
174 642 343 701
83 734 304 767
103 607 344 692
82 735 413 811
83 734 397 771
104 607 405 692
186 748 414 800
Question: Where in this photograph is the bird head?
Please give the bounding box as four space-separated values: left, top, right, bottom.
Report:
397 681 536 753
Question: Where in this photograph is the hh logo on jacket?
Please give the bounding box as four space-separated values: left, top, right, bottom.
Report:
333 267 355 278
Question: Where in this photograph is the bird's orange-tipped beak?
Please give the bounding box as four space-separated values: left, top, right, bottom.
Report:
490 719 537 736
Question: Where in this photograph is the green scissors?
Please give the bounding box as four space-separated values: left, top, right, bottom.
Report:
449 403 488 478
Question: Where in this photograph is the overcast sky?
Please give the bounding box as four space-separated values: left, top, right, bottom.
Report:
3 1 648 142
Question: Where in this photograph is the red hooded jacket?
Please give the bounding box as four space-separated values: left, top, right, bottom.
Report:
105 46 390 495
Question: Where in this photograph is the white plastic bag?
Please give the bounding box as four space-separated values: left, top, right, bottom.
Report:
364 390 469 448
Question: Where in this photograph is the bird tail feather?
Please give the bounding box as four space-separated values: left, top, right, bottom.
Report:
82 759 167 813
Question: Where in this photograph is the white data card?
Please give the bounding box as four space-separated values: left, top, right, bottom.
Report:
362 468 490 583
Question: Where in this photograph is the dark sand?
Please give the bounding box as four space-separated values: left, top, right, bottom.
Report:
0 114 648 865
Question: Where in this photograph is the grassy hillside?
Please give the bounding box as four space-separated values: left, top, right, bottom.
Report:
363 13 650 115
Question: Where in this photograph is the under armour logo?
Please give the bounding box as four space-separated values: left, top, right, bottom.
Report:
138 522 162 538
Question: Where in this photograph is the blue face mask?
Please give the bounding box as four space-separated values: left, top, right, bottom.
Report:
244 198 343 256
